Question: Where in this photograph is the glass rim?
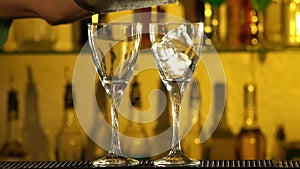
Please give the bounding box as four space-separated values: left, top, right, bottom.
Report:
87 22 143 26
148 22 204 26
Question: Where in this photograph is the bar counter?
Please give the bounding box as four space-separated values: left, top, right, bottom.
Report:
0 160 299 169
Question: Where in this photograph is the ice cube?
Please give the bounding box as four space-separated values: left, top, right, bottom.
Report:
152 42 174 61
152 41 191 79
162 24 193 47
162 52 191 78
151 24 195 79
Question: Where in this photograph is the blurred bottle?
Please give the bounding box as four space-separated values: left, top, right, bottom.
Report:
0 76 27 161
225 0 243 50
22 66 50 161
79 18 92 47
13 18 57 52
159 0 185 20
236 83 266 160
226 0 268 50
53 23 76 52
208 83 235 159
286 141 300 160
179 0 204 22
284 0 300 47
182 80 202 160
74 15 109 51
263 0 285 49
151 80 172 160
239 0 260 48
271 124 287 160
209 106 235 159
56 70 86 161
204 0 226 49
122 75 151 159
134 8 152 50
83 81 109 161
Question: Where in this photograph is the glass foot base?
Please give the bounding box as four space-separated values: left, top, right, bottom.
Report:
154 153 200 167
93 152 140 167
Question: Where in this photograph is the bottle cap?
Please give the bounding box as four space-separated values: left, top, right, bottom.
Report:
244 83 256 107
64 83 74 108
276 124 286 141
7 75 18 121
8 90 18 121
130 76 141 108
64 67 74 108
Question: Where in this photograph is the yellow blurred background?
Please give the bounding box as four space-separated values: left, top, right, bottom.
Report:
1 0 300 161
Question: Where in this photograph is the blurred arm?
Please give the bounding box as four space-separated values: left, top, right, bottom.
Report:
0 0 92 25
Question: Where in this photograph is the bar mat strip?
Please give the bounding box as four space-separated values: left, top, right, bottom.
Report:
0 160 299 168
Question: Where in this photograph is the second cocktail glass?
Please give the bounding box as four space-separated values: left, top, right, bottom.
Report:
149 22 204 166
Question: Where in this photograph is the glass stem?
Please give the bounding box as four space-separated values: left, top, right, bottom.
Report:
170 96 183 155
168 81 186 156
109 84 123 156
